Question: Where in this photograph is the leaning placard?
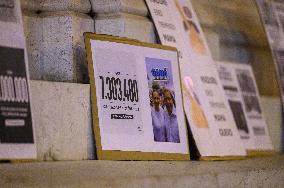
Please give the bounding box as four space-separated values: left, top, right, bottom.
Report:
85 33 189 160
217 62 274 156
0 0 36 159
146 0 246 159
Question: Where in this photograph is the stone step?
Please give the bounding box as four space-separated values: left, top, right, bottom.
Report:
29 81 282 162
90 0 148 16
30 80 94 161
95 12 157 43
24 11 157 83
24 11 94 83
0 155 283 187
21 0 91 14
261 96 282 152
23 12 42 80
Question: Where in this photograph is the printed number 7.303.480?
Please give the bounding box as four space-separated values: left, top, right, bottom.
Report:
99 76 139 103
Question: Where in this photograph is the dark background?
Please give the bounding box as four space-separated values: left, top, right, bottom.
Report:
0 46 34 143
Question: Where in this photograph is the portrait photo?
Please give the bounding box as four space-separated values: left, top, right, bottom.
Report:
146 57 180 143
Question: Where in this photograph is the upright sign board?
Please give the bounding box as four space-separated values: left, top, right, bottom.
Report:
146 0 246 158
85 33 189 160
217 62 274 153
0 0 36 159
256 0 284 122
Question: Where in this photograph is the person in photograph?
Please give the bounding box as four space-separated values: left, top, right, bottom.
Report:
243 95 262 114
174 1 207 55
163 89 180 143
236 70 256 93
182 78 209 128
151 90 166 142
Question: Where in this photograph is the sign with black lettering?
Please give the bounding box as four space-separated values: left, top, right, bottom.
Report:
85 34 189 160
146 0 246 158
0 0 36 160
0 47 33 143
218 62 273 151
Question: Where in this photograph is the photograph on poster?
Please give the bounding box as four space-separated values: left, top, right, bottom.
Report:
183 77 208 128
236 69 257 94
242 95 262 115
0 0 16 22
174 0 207 55
228 100 249 139
146 57 180 143
236 69 262 116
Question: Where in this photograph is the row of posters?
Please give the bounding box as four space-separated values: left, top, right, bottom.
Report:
0 0 36 159
145 0 273 158
256 0 284 109
86 36 273 160
0 0 274 160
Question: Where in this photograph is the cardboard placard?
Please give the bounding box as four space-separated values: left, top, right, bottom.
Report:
256 0 284 143
217 62 274 153
85 33 190 160
0 0 36 160
146 0 246 158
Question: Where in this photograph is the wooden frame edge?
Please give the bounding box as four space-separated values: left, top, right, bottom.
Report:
84 33 190 161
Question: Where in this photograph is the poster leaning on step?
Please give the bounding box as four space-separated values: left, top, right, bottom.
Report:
0 0 37 160
217 62 274 153
146 0 246 158
85 33 190 160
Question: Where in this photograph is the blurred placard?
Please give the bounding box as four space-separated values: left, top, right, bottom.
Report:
146 0 246 158
218 62 274 152
0 0 36 160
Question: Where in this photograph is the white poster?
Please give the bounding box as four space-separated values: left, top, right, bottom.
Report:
256 0 284 110
218 62 273 150
146 0 246 157
0 0 37 159
89 38 189 155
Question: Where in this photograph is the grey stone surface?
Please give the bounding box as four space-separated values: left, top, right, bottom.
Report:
217 172 248 188
30 80 94 161
23 12 43 80
24 11 94 83
217 170 284 188
247 169 284 188
260 97 282 152
0 155 283 187
41 11 94 83
21 0 91 13
95 12 156 43
90 0 148 16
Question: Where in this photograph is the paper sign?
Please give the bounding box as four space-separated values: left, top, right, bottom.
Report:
218 62 273 151
0 0 36 159
146 0 246 157
85 34 189 160
256 0 284 115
